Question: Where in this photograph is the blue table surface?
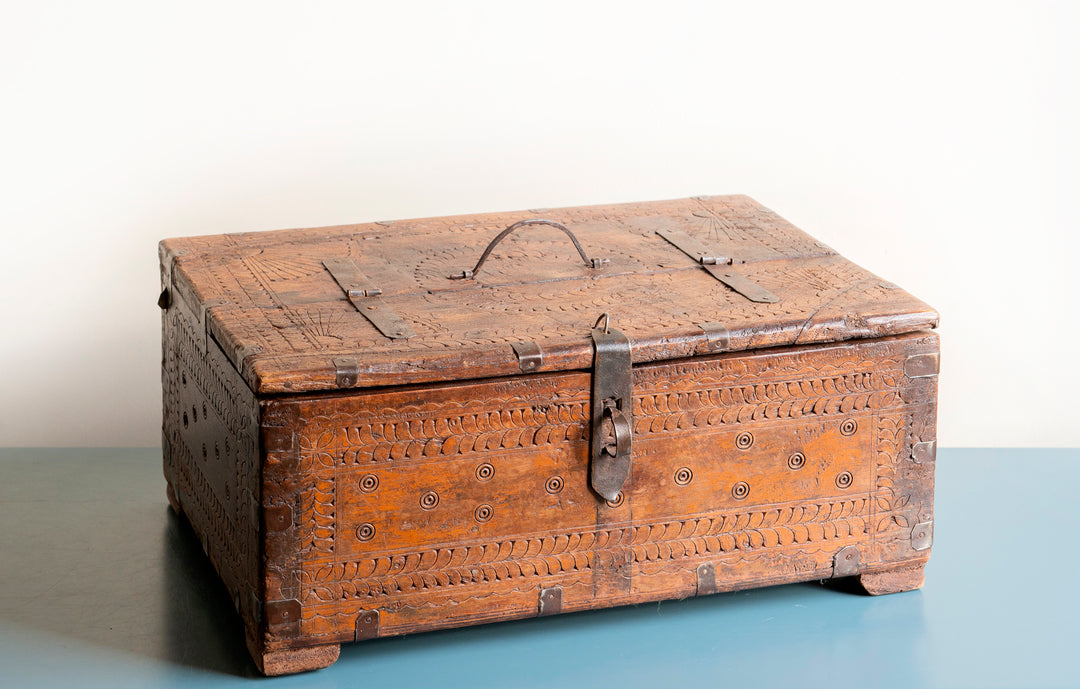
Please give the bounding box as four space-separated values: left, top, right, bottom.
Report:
0 447 1077 689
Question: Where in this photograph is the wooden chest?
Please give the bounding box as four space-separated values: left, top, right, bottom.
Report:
158 196 939 675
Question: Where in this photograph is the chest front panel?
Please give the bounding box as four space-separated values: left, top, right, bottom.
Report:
260 332 937 647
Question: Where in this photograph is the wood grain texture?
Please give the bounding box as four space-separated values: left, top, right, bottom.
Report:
858 562 928 595
248 640 341 676
158 196 939 675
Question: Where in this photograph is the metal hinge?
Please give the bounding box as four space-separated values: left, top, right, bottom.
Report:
511 341 544 372
698 322 730 353
589 314 633 502
323 258 416 340
333 358 360 388
656 229 779 303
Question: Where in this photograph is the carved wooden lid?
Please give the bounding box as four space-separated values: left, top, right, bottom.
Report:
159 196 938 394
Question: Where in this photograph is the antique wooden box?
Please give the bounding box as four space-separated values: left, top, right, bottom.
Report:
158 196 939 675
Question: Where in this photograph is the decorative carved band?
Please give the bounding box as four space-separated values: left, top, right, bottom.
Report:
301 496 871 603
172 311 250 437
633 372 894 436
299 370 903 466
172 429 250 574
301 475 335 555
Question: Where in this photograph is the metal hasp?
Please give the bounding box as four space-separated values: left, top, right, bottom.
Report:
656 229 779 304
323 258 416 340
589 313 633 502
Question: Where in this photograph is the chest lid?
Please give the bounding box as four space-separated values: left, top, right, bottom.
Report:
159 195 938 394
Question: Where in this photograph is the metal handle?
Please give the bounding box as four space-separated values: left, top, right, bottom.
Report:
448 219 607 279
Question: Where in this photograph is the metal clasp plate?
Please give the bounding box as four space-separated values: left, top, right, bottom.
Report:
589 314 633 502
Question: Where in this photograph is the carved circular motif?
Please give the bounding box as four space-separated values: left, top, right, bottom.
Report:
674 467 693 486
475 463 495 482
836 471 854 489
839 419 858 437
474 504 494 523
419 491 440 510
545 476 564 494
606 491 625 508
356 523 376 541
731 481 750 500
735 432 754 450
787 452 806 470
359 474 379 493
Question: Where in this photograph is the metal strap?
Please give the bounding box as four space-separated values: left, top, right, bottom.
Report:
656 229 779 304
323 258 416 340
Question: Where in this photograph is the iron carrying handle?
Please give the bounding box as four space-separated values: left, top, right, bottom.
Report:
448 219 608 279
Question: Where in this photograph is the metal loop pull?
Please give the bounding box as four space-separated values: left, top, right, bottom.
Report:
601 404 632 459
449 219 607 279
593 312 611 334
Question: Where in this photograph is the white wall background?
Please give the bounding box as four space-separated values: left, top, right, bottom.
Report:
0 1 1076 447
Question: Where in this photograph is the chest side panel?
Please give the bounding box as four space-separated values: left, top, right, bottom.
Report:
260 332 937 648
161 286 262 645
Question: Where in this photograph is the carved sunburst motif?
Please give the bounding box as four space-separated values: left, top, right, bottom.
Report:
244 254 325 281
691 209 742 242
298 309 346 345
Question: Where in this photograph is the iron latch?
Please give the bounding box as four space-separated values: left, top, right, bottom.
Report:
589 314 633 502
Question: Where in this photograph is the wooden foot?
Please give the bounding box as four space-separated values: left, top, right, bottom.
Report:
858 562 926 596
165 480 182 515
249 642 341 676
